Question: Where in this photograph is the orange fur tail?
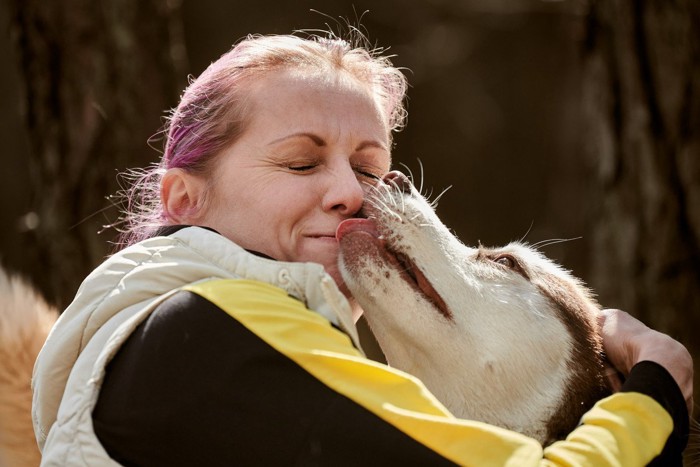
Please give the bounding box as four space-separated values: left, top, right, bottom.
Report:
0 268 57 467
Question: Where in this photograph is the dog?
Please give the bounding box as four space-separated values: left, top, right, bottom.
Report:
0 268 58 467
337 171 610 445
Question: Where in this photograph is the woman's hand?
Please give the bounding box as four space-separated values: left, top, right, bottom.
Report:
599 308 694 415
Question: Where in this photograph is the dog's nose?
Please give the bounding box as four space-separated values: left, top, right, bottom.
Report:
382 171 412 193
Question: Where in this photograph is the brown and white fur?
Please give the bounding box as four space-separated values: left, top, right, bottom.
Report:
0 268 58 467
337 171 609 445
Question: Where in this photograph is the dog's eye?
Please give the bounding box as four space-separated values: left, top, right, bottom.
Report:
494 255 516 268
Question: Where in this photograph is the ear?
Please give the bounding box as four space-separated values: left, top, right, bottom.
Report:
161 168 207 224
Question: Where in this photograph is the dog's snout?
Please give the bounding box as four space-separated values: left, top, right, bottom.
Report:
382 171 412 193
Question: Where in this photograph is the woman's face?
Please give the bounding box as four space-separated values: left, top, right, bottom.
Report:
201 70 391 294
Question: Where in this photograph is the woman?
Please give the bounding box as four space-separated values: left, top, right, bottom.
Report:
33 33 691 466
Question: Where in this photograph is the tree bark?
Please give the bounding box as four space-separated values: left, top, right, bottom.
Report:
9 0 187 307
581 0 700 414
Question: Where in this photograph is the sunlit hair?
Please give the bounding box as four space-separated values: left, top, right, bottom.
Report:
116 32 408 248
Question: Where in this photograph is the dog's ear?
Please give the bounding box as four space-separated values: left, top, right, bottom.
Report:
161 168 207 224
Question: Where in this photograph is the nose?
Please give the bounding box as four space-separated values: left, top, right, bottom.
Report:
382 171 412 193
322 164 365 216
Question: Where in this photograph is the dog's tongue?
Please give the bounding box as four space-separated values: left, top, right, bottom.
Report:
336 218 380 241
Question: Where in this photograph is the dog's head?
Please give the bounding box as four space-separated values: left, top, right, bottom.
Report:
337 171 608 444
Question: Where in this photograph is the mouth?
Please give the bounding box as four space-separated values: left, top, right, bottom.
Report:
307 234 337 240
336 218 452 320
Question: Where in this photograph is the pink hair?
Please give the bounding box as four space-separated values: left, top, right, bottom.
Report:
117 33 408 247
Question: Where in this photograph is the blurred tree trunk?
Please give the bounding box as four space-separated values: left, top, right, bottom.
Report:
581 0 700 404
9 0 187 308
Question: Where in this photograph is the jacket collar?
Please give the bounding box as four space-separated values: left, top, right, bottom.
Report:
153 225 275 260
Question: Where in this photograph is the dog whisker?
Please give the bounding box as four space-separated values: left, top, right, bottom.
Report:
400 190 406 214
366 197 403 222
377 184 397 209
365 186 394 215
398 161 415 187
429 185 452 208
374 194 393 210
387 209 404 222
518 221 535 244
364 200 387 217
417 158 425 195
531 237 582 250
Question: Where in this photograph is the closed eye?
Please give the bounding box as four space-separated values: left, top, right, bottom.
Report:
354 167 381 180
288 164 316 172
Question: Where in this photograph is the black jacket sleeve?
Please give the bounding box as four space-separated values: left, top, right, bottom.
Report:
621 361 689 466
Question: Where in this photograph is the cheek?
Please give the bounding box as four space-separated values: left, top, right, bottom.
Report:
205 172 324 257
200 182 259 238
218 188 304 248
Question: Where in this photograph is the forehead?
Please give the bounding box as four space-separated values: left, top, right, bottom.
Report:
245 69 390 134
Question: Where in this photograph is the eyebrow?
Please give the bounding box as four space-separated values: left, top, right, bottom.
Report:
268 132 388 152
